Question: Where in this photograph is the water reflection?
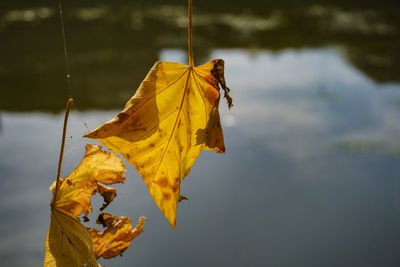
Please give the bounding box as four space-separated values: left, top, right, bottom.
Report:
0 48 399 266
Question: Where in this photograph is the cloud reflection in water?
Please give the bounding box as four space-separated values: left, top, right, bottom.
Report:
0 48 399 266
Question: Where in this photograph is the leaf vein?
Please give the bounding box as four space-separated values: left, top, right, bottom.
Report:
149 69 191 184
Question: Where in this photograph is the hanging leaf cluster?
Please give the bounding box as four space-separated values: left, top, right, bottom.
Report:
45 145 146 267
45 0 232 265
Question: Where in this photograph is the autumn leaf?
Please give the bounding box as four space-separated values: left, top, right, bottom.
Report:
50 144 126 218
84 58 232 228
83 0 232 228
89 213 147 259
45 144 146 266
44 208 98 267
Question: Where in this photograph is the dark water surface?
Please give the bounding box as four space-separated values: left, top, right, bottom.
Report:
1 1 400 266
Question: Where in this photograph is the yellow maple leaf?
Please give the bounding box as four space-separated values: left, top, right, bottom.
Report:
84 0 232 228
84 58 232 228
45 144 145 266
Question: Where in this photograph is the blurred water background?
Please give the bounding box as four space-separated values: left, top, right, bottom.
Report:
1 0 400 266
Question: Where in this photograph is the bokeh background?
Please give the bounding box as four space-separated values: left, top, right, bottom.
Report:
1 0 400 266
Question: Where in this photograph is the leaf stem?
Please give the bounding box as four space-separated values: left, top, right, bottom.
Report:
188 0 194 68
51 98 73 207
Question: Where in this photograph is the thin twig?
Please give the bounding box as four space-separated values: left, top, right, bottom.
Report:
51 98 74 207
188 0 194 68
58 0 72 97
58 0 91 133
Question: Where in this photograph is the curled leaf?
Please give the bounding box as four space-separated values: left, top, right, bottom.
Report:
45 145 143 267
211 59 233 109
89 214 147 259
85 59 232 227
50 144 126 217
